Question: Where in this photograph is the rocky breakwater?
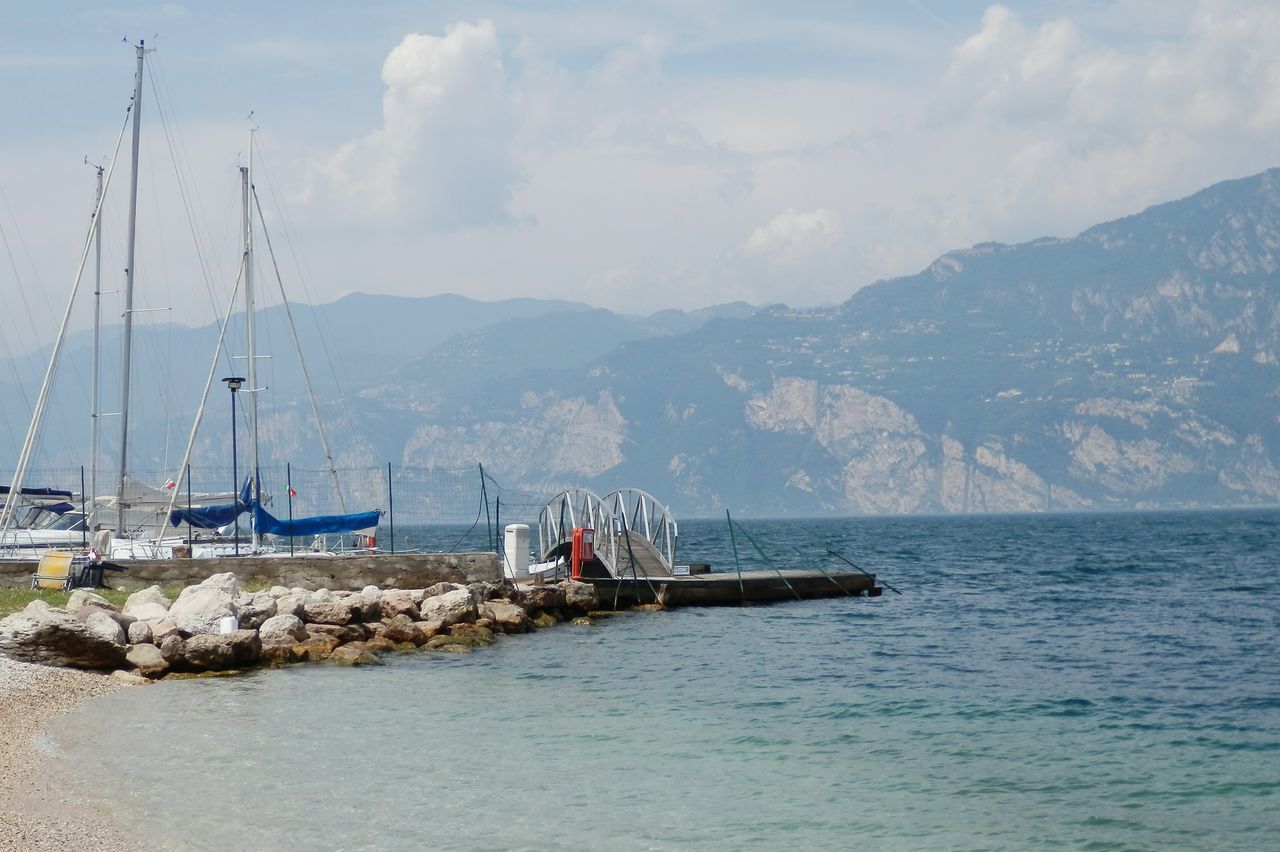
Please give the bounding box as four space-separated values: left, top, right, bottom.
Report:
0 573 603 682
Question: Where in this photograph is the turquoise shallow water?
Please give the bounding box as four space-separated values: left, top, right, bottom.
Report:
50 510 1280 850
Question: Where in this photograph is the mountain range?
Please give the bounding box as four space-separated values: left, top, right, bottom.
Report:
4 169 1278 518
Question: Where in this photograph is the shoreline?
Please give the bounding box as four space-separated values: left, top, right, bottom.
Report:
0 657 139 851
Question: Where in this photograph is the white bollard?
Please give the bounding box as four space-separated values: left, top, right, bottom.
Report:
503 524 530 579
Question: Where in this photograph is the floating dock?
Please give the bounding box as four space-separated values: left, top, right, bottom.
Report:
585 569 880 608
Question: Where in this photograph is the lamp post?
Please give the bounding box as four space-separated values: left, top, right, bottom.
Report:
222 377 244 556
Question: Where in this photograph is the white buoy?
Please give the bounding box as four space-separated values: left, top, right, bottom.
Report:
503 524 530 579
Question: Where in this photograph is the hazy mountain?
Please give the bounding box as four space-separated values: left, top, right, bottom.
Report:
370 169 1280 516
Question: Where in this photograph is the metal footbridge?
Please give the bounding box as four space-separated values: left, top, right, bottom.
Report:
536 488 678 579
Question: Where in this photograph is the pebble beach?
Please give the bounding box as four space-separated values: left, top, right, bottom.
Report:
0 657 136 851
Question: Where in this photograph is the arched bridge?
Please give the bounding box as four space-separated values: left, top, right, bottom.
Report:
536 488 679 579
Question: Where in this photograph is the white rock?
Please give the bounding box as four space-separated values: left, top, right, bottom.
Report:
123 585 172 617
168 578 239 637
0 609 126 668
307 588 336 603
267 585 292 599
360 585 381 598
67 589 113 612
419 589 477 627
258 613 308 642
274 594 306 619
84 610 127 646
127 620 153 645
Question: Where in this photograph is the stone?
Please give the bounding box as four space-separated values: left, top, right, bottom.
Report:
168 575 240 636
364 636 396 655
307 588 336 603
329 644 384 666
22 599 52 614
122 586 172 620
159 634 186 664
274 594 306 620
562 580 599 611
267 585 292 599
234 592 278 630
631 603 665 613
260 637 299 664
259 613 308 642
302 599 354 626
415 619 444 638
149 618 180 642
467 582 501 604
447 623 495 647
360 585 381 597
520 586 567 611
378 590 419 620
67 589 114 611
350 590 381 623
531 611 558 629
419 589 476 627
424 637 472 653
571 617 593 626
482 600 529 634
74 605 136 635
407 589 425 605
127 620 153 645
424 582 467 598
84 611 127 646
291 634 340 662
381 615 423 646
125 643 169 677
182 630 260 671
111 670 152 686
305 623 366 644
0 609 127 669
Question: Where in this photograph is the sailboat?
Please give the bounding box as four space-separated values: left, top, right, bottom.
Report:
2 42 380 561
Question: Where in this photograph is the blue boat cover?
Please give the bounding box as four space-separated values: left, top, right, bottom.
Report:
252 504 380 536
0 485 74 499
168 479 253 529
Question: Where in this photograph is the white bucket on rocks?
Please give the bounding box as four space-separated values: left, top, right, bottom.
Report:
218 615 239 635
503 524 530 579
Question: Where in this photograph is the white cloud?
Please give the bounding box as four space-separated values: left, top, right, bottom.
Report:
304 20 520 229
743 208 840 257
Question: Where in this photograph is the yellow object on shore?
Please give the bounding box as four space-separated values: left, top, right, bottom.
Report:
31 551 74 591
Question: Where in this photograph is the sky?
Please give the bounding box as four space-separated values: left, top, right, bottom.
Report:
1 0 1279 350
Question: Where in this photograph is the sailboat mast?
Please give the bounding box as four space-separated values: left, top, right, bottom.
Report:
242 134 262 548
90 163 103 527
114 40 146 537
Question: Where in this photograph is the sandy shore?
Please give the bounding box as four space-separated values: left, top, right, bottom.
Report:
0 657 140 851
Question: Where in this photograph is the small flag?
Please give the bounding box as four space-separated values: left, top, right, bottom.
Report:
163 479 176 490
287 485 297 498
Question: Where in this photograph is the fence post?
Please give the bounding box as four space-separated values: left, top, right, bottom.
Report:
387 461 395 555
287 462 294 557
80 465 87 548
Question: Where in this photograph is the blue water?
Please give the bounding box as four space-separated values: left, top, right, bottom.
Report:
51 510 1280 850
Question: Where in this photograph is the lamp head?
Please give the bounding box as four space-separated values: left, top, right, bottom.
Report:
222 376 245 392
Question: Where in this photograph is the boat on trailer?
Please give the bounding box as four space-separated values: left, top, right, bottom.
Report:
514 488 882 607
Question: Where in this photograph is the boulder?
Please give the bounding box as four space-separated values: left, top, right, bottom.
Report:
149 618 180 642
329 643 384 666
415 619 445 639
562 580 599 611
259 614 308 643
0 608 127 669
182 629 260 671
168 575 240 636
274 594 306 620
482 600 529 634
159 634 186 664
468 582 502 604
360 585 381 597
424 582 467 598
111 670 152 686
424 636 472 653
378 590 419 620
305 623 366 643
447 623 495 647
125 643 169 677
381 615 423 646
408 589 426 605
307 588 336 603
84 611 127 646
267 585 292 599
520 586 567 611
364 636 397 655
127 620 153 645
67 589 114 611
75 605 136 635
260 637 299 664
531 611 558 629
122 586 171 621
22 599 53 615
291 634 340 662
350 590 381 623
419 589 476 627
302 599 354 626
571 616 593 626
234 592 278 630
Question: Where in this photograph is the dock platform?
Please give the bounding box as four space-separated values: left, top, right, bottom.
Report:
584 569 881 608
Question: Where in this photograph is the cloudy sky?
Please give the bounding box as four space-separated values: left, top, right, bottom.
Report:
1 0 1278 348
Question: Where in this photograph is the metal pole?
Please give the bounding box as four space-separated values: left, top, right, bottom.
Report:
387 461 394 555
230 387 239 556
115 41 146 538
186 463 192 548
80 465 87 548
241 162 262 550
89 164 103 523
287 462 294 556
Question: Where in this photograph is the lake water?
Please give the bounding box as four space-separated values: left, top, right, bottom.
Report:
50 510 1280 850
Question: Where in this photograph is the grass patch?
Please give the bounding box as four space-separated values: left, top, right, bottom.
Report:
0 585 186 618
